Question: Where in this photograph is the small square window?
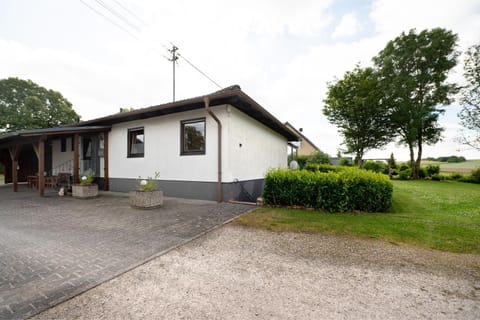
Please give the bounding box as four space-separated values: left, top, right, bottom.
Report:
181 118 205 155
128 127 144 158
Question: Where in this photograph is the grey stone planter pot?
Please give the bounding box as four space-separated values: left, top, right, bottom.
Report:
129 190 164 209
72 184 98 198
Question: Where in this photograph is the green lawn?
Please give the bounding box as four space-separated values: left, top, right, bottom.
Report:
422 159 480 174
0 174 3 184
234 180 480 254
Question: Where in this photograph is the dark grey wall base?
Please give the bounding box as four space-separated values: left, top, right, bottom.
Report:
109 178 264 202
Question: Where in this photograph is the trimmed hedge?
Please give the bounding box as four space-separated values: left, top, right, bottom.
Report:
263 168 393 212
304 163 345 173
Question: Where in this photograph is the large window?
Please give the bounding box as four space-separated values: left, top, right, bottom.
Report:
128 127 144 158
181 118 205 155
82 137 92 160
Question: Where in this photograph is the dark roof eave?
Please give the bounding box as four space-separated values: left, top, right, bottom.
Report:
0 126 111 145
77 86 298 141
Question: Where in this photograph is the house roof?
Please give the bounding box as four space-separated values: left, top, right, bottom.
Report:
0 126 111 147
284 122 320 151
78 85 298 141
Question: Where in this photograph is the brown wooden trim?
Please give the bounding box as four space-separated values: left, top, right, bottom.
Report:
8 146 21 192
73 134 79 184
103 132 109 191
38 138 45 197
12 159 18 192
32 143 39 160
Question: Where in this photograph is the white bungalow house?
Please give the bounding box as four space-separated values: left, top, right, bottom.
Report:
0 85 298 202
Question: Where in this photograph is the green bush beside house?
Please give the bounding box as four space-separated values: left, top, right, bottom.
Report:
263 168 392 213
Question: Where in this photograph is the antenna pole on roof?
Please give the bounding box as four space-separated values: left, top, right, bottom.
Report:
168 44 179 102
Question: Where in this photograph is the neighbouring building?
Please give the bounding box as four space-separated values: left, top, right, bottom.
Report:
284 122 320 157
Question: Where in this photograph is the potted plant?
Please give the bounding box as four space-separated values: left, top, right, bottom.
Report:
129 172 163 209
72 171 98 198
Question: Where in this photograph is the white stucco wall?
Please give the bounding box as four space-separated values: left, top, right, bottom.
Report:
109 108 219 181
51 137 74 175
108 105 287 182
220 106 288 182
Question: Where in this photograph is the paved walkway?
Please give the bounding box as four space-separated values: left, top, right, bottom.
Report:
0 185 251 319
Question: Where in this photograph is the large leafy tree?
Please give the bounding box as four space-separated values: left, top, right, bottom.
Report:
458 44 480 150
0 77 80 132
323 65 392 167
373 28 459 179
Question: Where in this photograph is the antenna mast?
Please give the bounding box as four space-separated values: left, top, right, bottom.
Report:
168 45 179 101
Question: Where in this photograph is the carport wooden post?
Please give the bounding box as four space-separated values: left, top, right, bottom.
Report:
73 133 79 184
8 146 21 192
38 137 45 196
103 131 109 191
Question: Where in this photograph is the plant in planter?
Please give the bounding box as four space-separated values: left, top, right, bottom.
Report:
72 171 98 198
129 172 163 209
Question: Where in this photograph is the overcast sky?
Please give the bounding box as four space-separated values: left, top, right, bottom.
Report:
1 0 479 160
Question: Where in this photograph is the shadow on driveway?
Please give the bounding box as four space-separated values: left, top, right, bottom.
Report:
0 185 252 319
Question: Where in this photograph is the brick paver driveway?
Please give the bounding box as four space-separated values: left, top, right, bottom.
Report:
0 185 251 319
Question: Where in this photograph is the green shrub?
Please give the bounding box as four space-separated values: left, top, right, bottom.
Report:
469 168 480 183
306 150 331 165
338 157 352 166
448 173 463 181
425 165 440 177
295 155 309 170
0 162 3 175
305 163 344 173
398 168 412 180
398 163 410 171
362 161 387 173
263 168 393 212
431 173 446 181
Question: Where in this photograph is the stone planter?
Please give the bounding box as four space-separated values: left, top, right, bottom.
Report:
72 184 98 199
129 190 164 209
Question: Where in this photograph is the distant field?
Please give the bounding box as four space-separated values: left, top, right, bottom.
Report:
421 159 480 174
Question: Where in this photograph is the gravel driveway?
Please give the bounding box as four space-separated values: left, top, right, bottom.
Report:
33 224 480 319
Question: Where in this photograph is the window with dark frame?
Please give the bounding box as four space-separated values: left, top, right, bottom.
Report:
60 138 67 152
82 138 92 160
128 127 144 158
181 118 206 155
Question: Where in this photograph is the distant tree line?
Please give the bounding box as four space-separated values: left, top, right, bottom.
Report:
424 156 467 163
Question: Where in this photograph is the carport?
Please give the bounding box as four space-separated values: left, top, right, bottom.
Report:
0 126 111 196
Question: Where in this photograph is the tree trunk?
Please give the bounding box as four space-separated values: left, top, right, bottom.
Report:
413 139 423 180
356 150 364 168
408 144 415 178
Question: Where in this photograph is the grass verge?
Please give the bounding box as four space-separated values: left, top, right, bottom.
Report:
234 180 480 254
421 159 480 174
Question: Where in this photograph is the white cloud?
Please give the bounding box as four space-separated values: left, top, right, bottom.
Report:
1 0 479 160
332 12 360 38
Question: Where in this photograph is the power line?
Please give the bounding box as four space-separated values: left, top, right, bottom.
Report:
79 0 138 39
177 52 223 89
94 0 141 32
111 0 149 27
80 1 223 92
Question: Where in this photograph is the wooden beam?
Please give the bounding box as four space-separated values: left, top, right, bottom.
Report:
38 138 45 196
8 146 21 192
32 143 39 160
73 133 79 184
103 132 109 191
